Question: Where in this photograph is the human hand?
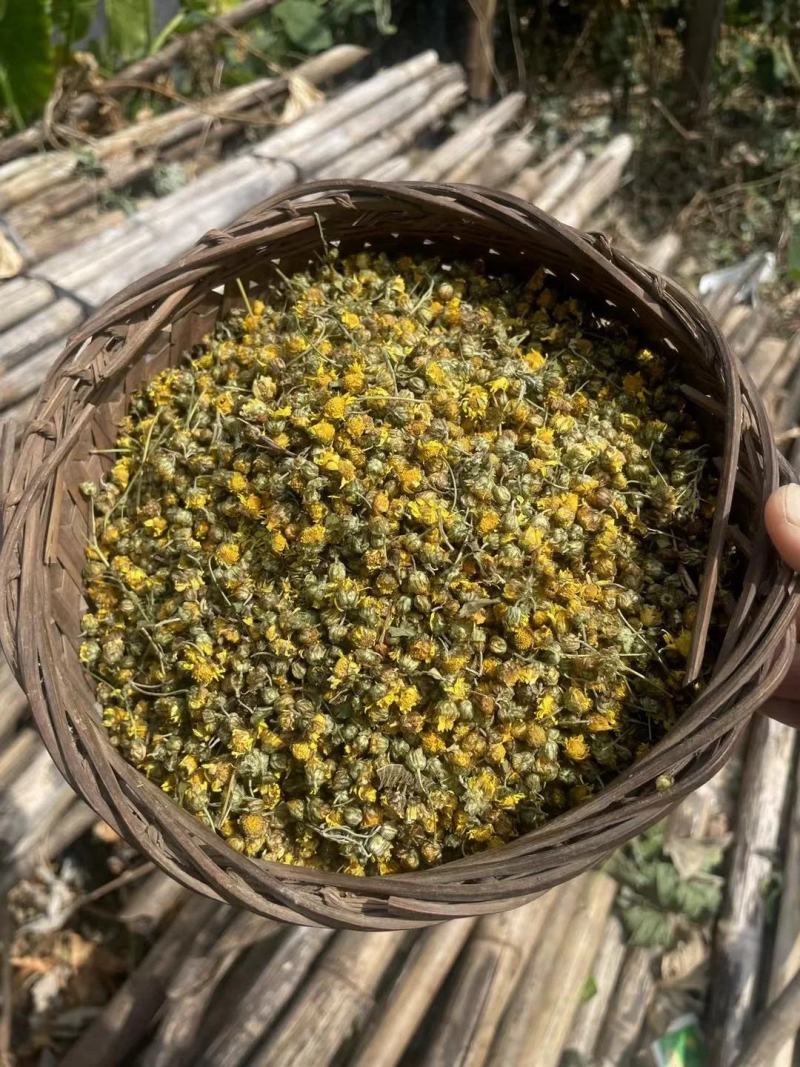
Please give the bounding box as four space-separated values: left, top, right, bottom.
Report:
763 484 800 727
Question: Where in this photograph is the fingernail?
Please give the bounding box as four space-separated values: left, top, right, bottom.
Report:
785 483 800 527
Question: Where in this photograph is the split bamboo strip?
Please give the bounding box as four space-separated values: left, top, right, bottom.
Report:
142 911 280 1067
765 760 800 1067
194 926 334 1067
60 896 225 1067
0 0 282 165
485 874 616 1067
594 946 658 1066
552 134 634 229
248 930 409 1067
707 717 796 1067
563 914 627 1061
350 918 476 1067
417 894 556 1067
533 150 587 214
408 93 525 180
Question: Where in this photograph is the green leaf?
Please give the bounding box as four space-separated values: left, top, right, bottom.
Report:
106 0 152 62
674 878 722 923
52 0 97 48
654 861 681 910
580 974 598 1002
622 903 675 948
0 0 56 124
272 0 332 53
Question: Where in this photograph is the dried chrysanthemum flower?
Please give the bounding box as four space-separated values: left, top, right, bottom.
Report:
81 251 726 875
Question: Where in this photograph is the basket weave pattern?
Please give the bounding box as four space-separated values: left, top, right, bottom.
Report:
1 181 797 929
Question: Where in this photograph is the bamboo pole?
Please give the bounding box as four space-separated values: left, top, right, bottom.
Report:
764 760 800 1067
194 926 334 1067
594 946 658 1066
0 729 39 793
417 893 556 1067
320 69 466 180
351 918 476 1067
0 745 78 894
0 340 69 413
142 911 280 1067
117 870 190 936
769 332 800 401
0 656 26 745
503 133 584 200
446 141 495 184
747 335 793 391
562 913 627 1061
707 717 796 1067
533 150 587 214
552 134 634 229
475 132 536 187
409 93 525 181
727 306 772 362
643 231 682 274
248 930 409 1067
365 155 415 182
485 873 617 1067
731 968 800 1067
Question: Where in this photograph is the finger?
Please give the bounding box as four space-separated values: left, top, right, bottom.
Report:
765 484 800 571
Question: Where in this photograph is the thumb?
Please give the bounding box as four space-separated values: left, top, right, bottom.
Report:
765 484 800 571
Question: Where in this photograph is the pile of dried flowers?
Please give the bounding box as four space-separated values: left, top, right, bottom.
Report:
80 251 718 875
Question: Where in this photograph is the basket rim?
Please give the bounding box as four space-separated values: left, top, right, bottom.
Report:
1 179 797 928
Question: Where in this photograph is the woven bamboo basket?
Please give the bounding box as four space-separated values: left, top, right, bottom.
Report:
1 181 797 930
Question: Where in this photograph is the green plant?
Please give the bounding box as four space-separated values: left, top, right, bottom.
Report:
0 0 56 126
606 824 725 948
0 0 157 127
